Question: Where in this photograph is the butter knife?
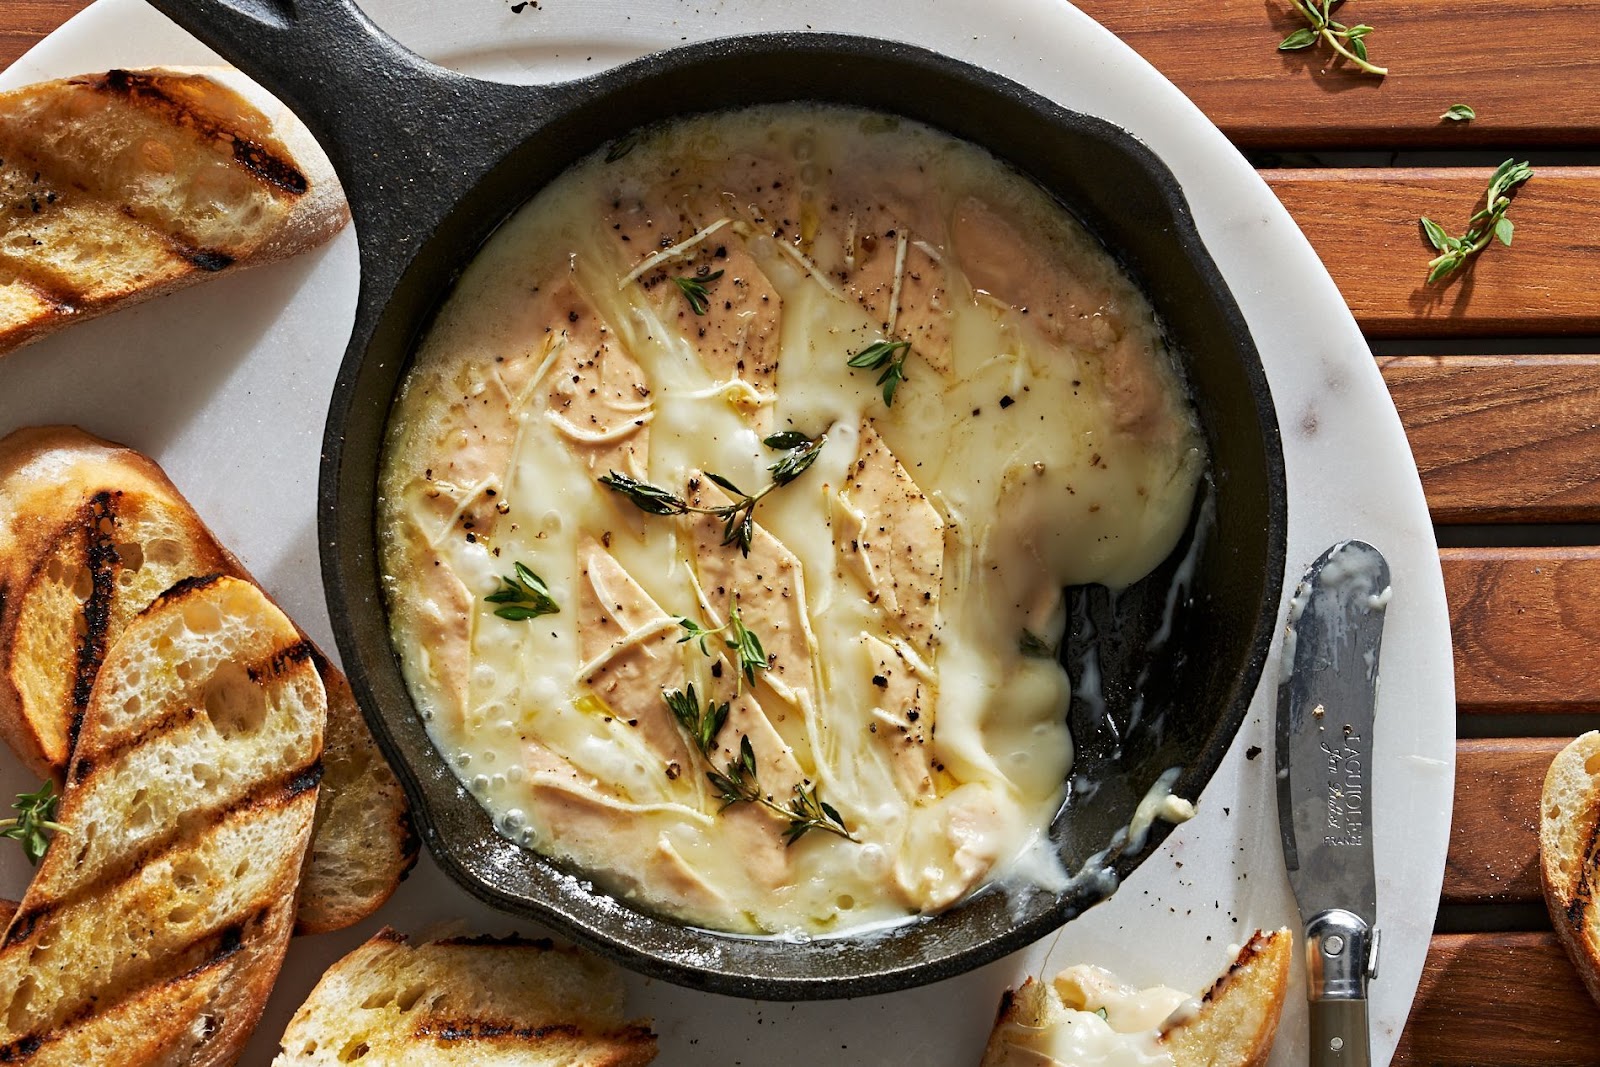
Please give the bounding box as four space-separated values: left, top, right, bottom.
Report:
1276 540 1390 1067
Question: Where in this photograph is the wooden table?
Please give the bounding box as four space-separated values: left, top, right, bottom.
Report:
6 1 1598 1063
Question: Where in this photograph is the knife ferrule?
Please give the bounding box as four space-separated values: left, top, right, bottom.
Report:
1305 908 1374 1001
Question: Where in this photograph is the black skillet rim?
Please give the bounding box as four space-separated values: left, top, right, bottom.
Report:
309 31 1288 999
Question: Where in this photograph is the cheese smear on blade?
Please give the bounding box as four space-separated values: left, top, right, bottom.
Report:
377 105 1205 935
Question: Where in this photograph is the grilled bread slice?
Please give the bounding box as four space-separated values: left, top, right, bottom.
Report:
0 575 324 1065
1160 929 1292 1067
982 928 1291 1067
0 66 347 356
272 928 658 1066
0 424 415 934
1539 731 1600 1007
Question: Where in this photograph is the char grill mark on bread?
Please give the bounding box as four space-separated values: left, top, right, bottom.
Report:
271 927 658 1066
86 69 310 196
0 577 322 1065
0 426 414 936
1539 730 1600 1007
0 66 347 356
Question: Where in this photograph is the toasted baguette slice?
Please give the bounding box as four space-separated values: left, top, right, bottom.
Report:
0 575 324 1066
1160 929 1292 1067
0 65 347 356
982 928 1291 1067
272 927 658 1066
0 424 415 934
1539 730 1600 1006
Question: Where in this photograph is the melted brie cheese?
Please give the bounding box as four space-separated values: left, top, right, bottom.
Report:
377 105 1204 935
988 966 1197 1067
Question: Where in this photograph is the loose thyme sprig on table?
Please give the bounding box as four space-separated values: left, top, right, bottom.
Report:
1276 0 1386 76
847 339 912 406
677 596 768 687
708 736 857 844
485 561 561 621
597 432 826 556
1420 159 1534 284
0 781 67 865
672 269 723 315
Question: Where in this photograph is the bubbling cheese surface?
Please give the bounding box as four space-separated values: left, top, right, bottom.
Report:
377 105 1205 935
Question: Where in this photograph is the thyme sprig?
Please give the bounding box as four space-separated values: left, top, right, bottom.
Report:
0 781 66 865
485 562 561 621
1421 159 1533 284
847 339 912 406
708 735 856 844
597 433 826 556
1277 0 1386 76
677 596 768 687
663 683 729 758
672 269 723 315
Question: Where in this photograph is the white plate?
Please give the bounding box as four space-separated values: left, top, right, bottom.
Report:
0 1 1454 1063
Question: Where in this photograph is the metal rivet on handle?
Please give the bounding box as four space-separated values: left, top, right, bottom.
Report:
1324 934 1345 955
1330 1037 1345 1052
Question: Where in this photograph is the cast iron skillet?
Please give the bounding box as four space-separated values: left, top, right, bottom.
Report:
143 0 1286 999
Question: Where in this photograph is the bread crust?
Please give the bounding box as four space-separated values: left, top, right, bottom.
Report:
0 424 415 935
1539 731 1600 1007
0 65 348 357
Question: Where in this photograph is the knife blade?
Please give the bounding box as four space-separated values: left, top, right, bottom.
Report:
1276 539 1390 1067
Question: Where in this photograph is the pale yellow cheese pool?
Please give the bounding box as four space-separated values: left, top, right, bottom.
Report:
377 105 1205 935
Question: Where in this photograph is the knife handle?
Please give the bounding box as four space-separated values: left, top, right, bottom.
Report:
1306 910 1376 1067
1310 999 1371 1066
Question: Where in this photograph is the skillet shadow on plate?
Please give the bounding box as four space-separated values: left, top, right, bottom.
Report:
0 238 349 455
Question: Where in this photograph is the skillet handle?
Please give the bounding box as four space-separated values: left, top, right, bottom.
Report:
140 0 534 278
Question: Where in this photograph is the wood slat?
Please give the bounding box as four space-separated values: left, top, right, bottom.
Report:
1446 548 1600 714
1444 737 1564 906
1078 0 1600 148
0 1 86 72
1381 356 1600 524
1397 932 1600 1065
1268 168 1600 337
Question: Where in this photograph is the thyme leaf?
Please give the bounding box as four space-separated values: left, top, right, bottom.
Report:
1421 159 1533 283
676 596 768 687
765 432 827 487
485 562 561 621
707 735 856 844
672 269 724 315
596 472 691 516
0 781 66 865
1441 103 1476 122
663 683 729 757
847 339 912 406
598 434 825 557
1277 0 1386 76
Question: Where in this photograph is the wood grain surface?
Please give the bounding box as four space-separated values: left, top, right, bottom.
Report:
1444 737 1566 906
1446 548 1600 714
1269 168 1600 337
1077 0 1600 148
0 1 87 71
1394 933 1600 1066
1382 356 1600 523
